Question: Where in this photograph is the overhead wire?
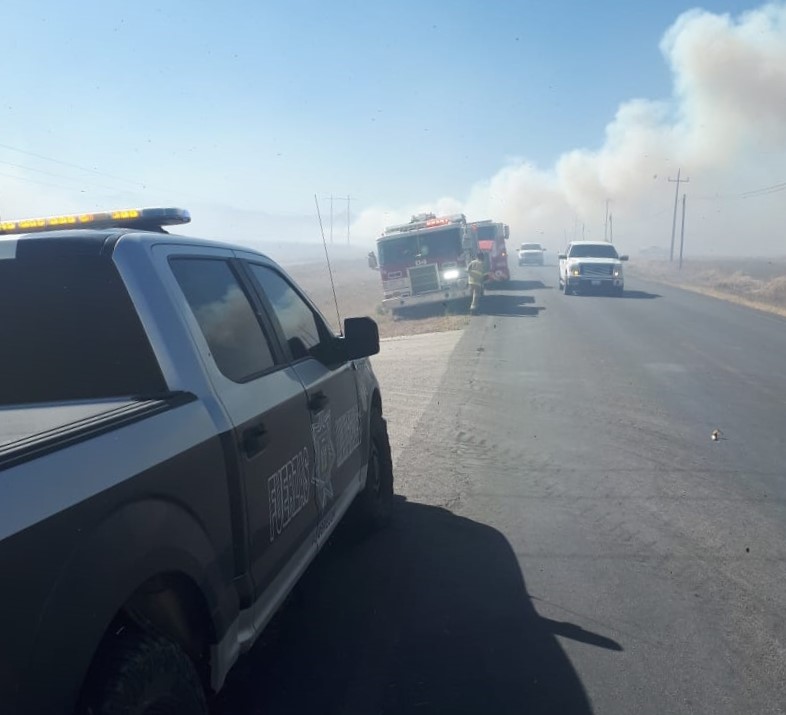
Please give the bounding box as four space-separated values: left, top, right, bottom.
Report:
0 141 219 207
0 141 148 188
694 179 786 202
0 158 136 193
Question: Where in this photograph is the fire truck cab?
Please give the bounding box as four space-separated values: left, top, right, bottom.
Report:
374 213 477 311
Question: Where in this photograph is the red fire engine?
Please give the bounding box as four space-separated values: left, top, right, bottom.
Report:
467 220 511 282
373 213 478 311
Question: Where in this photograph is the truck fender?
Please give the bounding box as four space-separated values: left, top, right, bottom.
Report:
21 497 236 715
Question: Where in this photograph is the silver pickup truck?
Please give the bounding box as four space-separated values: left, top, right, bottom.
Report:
0 207 393 715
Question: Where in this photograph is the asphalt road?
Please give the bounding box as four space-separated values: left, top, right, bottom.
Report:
219 264 786 715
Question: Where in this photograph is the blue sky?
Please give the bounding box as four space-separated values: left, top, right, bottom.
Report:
0 0 765 241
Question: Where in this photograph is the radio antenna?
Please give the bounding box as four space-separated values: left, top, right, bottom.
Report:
314 194 343 335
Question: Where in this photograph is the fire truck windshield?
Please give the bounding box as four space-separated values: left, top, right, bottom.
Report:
378 227 462 266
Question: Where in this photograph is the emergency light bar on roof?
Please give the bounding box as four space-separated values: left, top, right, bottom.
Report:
383 213 466 236
0 207 190 235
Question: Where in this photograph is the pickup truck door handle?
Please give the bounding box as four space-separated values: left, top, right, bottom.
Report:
241 423 268 458
308 391 329 412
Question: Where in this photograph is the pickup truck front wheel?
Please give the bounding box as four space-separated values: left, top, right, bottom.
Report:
352 408 394 532
81 628 208 715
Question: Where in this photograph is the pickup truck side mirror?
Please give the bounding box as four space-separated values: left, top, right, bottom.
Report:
343 317 380 359
558 253 567 260
619 255 629 261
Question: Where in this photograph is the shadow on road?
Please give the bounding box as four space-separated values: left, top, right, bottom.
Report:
493 279 552 291
392 299 471 321
620 289 661 300
216 498 608 715
585 290 661 300
479 294 544 317
542 618 623 651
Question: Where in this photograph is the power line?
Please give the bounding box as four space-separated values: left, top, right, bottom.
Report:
0 169 91 192
0 141 148 188
693 180 786 202
0 158 131 193
740 182 786 198
0 142 227 208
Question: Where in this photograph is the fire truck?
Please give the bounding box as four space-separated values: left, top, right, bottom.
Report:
374 213 478 311
467 220 511 282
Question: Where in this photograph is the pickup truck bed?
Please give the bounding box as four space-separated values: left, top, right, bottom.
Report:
0 398 178 469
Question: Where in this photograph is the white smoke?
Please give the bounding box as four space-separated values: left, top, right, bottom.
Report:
354 2 786 256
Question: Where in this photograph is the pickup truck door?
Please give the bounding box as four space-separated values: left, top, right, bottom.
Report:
242 261 364 537
164 253 319 602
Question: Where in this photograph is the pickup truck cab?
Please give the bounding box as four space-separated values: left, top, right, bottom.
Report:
558 241 628 295
0 208 393 715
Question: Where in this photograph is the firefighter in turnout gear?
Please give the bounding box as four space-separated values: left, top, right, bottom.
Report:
468 251 488 314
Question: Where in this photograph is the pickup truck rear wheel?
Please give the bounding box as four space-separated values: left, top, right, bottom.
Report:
81 628 208 715
352 408 394 532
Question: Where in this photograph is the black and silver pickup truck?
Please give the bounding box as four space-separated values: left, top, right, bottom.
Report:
0 208 393 715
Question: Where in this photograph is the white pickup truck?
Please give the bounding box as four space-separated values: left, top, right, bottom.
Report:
517 242 546 266
558 241 628 296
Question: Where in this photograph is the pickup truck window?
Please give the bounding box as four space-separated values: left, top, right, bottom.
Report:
569 244 619 259
0 251 167 405
170 258 276 382
247 265 327 362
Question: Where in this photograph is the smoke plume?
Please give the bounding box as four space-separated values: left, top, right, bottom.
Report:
354 3 786 256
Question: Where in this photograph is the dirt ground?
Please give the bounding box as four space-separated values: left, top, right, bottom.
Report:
283 258 469 339
630 257 786 316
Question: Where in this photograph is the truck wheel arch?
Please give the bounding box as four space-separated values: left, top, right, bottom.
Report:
24 498 234 714
123 569 216 668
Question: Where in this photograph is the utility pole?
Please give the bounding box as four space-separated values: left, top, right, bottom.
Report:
609 213 613 243
679 193 687 270
668 169 690 261
324 195 353 245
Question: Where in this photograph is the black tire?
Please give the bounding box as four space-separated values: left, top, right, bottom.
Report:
563 278 571 295
352 408 394 531
614 286 624 297
80 629 208 715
